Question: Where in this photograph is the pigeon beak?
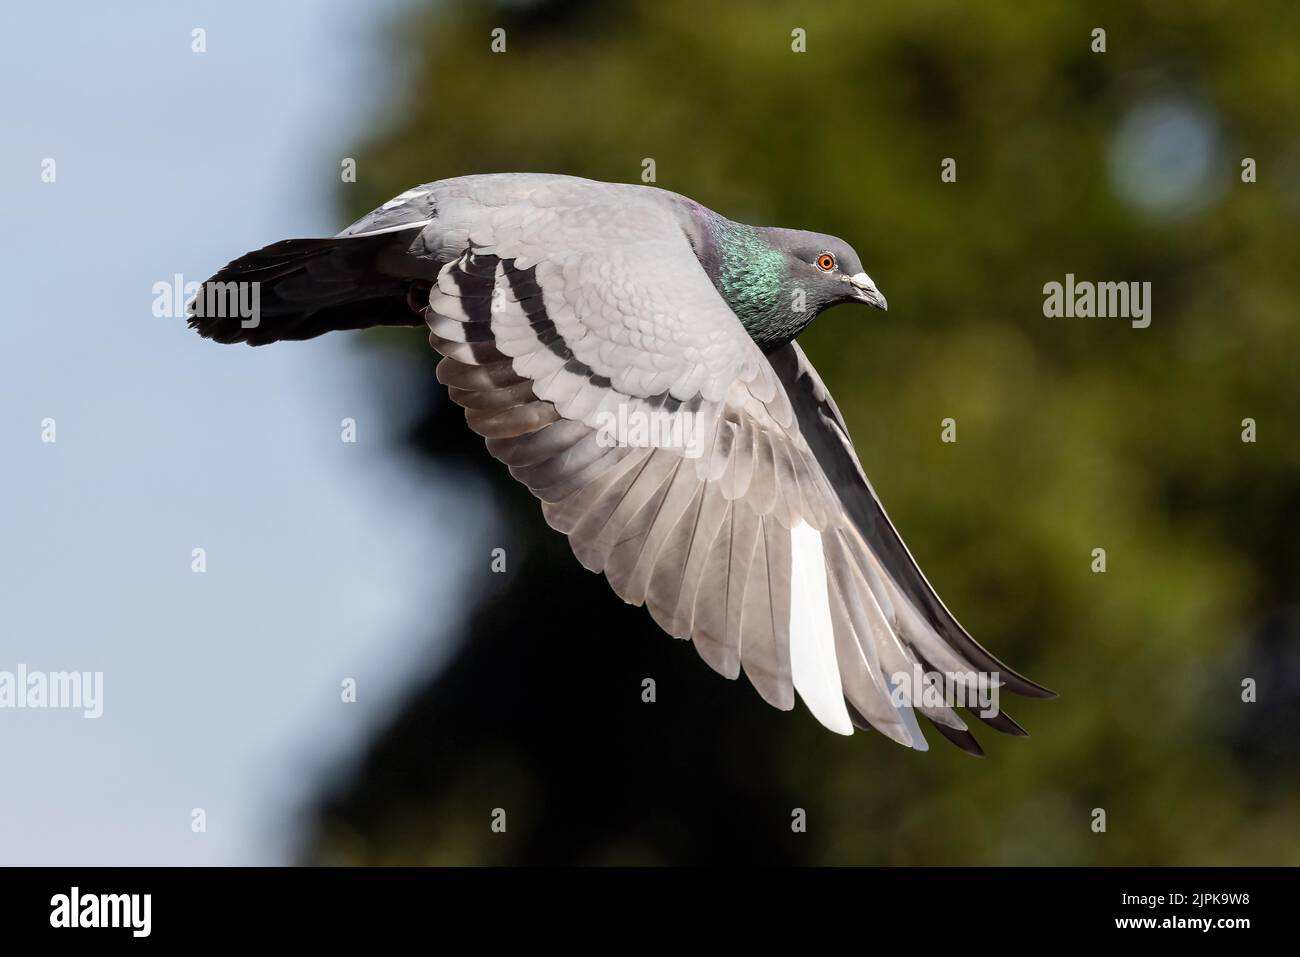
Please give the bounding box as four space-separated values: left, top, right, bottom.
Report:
847 272 888 311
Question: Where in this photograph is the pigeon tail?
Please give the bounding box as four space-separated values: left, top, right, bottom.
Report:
187 229 431 346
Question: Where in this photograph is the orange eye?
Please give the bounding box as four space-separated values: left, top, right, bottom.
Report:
816 253 835 271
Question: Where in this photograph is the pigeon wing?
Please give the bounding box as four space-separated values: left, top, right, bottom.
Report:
768 341 1057 752
424 179 1048 750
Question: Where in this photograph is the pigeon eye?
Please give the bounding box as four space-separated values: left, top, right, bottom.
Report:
816 253 835 271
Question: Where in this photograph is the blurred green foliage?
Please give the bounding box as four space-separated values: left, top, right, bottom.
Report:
306 0 1300 864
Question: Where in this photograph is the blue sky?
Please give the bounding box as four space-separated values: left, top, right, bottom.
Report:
0 0 489 864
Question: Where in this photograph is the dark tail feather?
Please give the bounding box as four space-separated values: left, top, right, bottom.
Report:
187 231 430 346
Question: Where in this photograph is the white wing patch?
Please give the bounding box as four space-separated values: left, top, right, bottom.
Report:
789 521 854 735
381 186 432 209
346 219 434 238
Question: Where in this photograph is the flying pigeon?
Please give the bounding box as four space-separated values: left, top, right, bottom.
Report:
189 173 1053 753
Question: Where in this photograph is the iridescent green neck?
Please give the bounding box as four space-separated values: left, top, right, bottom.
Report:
713 222 806 351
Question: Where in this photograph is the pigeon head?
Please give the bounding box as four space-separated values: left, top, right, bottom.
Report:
706 219 887 352
765 227 888 313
